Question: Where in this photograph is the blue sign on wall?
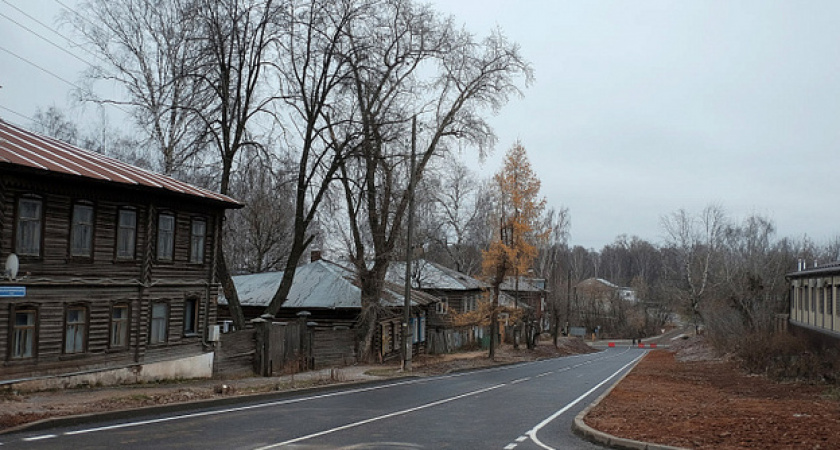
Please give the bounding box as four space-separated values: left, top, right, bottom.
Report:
0 286 26 297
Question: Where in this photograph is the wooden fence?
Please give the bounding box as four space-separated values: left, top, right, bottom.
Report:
213 328 257 378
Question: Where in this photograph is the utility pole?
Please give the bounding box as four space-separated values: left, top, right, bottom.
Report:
566 268 571 336
401 116 417 371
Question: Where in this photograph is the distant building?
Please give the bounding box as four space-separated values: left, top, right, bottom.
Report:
0 120 241 390
574 278 638 333
787 260 840 339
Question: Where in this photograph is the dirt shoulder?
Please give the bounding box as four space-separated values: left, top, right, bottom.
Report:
0 337 595 433
585 338 840 449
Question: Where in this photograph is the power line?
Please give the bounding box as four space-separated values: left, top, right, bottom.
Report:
1 0 104 66
0 44 88 93
0 9 96 68
0 104 35 124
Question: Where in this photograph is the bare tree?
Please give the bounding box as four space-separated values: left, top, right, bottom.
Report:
32 106 80 144
714 214 793 335
224 153 295 274
66 0 209 176
262 0 365 317
660 204 726 332
426 157 494 275
533 207 570 346
337 0 533 360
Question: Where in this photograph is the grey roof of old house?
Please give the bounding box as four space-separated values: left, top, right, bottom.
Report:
219 259 438 309
500 276 547 293
387 259 489 291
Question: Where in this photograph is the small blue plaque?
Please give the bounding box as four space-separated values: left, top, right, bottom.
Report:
0 286 26 297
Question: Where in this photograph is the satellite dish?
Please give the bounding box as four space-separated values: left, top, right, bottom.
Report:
5 253 19 280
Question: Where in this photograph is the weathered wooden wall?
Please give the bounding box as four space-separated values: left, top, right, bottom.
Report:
213 329 256 378
0 169 225 382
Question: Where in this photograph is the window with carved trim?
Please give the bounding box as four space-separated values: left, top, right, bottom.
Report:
110 303 129 348
150 302 169 344
157 213 175 261
70 203 94 257
189 218 206 264
116 208 137 260
64 305 87 354
16 197 42 256
11 305 37 359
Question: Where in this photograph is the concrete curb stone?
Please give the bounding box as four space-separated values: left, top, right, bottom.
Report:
572 351 688 450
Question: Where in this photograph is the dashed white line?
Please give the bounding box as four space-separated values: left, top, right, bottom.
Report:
504 444 517 449
510 377 531 384
515 435 528 442
23 435 56 441
255 384 506 449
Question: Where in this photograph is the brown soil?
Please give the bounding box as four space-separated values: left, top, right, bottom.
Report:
585 337 840 449
0 338 595 433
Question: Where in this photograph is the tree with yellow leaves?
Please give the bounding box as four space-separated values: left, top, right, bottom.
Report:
483 142 550 358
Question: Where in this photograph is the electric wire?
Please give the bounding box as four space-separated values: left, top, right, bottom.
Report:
0 44 87 93
0 2 132 117
0 0 103 66
0 9 94 68
0 104 34 124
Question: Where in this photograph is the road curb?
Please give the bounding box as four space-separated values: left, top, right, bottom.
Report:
571 351 688 450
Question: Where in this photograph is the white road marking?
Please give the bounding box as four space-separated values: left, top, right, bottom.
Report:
536 372 553 377
22 435 56 441
515 435 527 442
63 377 428 436
255 384 506 449
526 353 646 450
510 377 531 384
504 444 517 449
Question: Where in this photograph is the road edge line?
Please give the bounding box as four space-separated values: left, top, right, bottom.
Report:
571 351 688 450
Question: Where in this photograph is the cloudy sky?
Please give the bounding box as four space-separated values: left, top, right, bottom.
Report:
2 1 839 250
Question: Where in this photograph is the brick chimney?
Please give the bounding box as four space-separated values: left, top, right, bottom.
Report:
310 250 322 262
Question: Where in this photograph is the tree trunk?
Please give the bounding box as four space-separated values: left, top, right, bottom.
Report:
356 264 387 363
217 245 246 330
489 283 500 359
263 236 309 317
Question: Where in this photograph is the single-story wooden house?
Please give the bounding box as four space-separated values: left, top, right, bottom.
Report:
387 259 491 351
218 257 440 361
0 120 241 390
500 276 547 329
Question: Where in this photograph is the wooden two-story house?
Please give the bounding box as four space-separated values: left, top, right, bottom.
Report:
0 120 241 390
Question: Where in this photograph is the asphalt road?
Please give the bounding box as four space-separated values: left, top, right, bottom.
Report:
2 347 647 450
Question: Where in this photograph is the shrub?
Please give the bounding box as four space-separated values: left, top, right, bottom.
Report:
735 332 840 383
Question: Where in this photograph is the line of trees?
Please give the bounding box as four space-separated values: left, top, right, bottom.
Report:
56 0 531 360
33 0 834 359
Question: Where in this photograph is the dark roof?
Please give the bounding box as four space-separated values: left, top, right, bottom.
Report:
787 261 840 279
0 120 240 208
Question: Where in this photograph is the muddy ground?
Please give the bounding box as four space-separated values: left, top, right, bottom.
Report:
585 337 840 449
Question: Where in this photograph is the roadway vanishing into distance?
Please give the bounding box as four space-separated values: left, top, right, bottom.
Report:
2 347 647 450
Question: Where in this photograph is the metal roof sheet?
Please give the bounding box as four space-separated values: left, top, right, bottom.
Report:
0 120 240 207
387 259 489 291
500 275 546 292
221 260 438 309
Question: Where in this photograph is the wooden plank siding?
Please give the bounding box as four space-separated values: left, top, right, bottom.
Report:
0 168 232 383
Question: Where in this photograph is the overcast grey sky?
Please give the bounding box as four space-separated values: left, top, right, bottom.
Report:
2 1 839 250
